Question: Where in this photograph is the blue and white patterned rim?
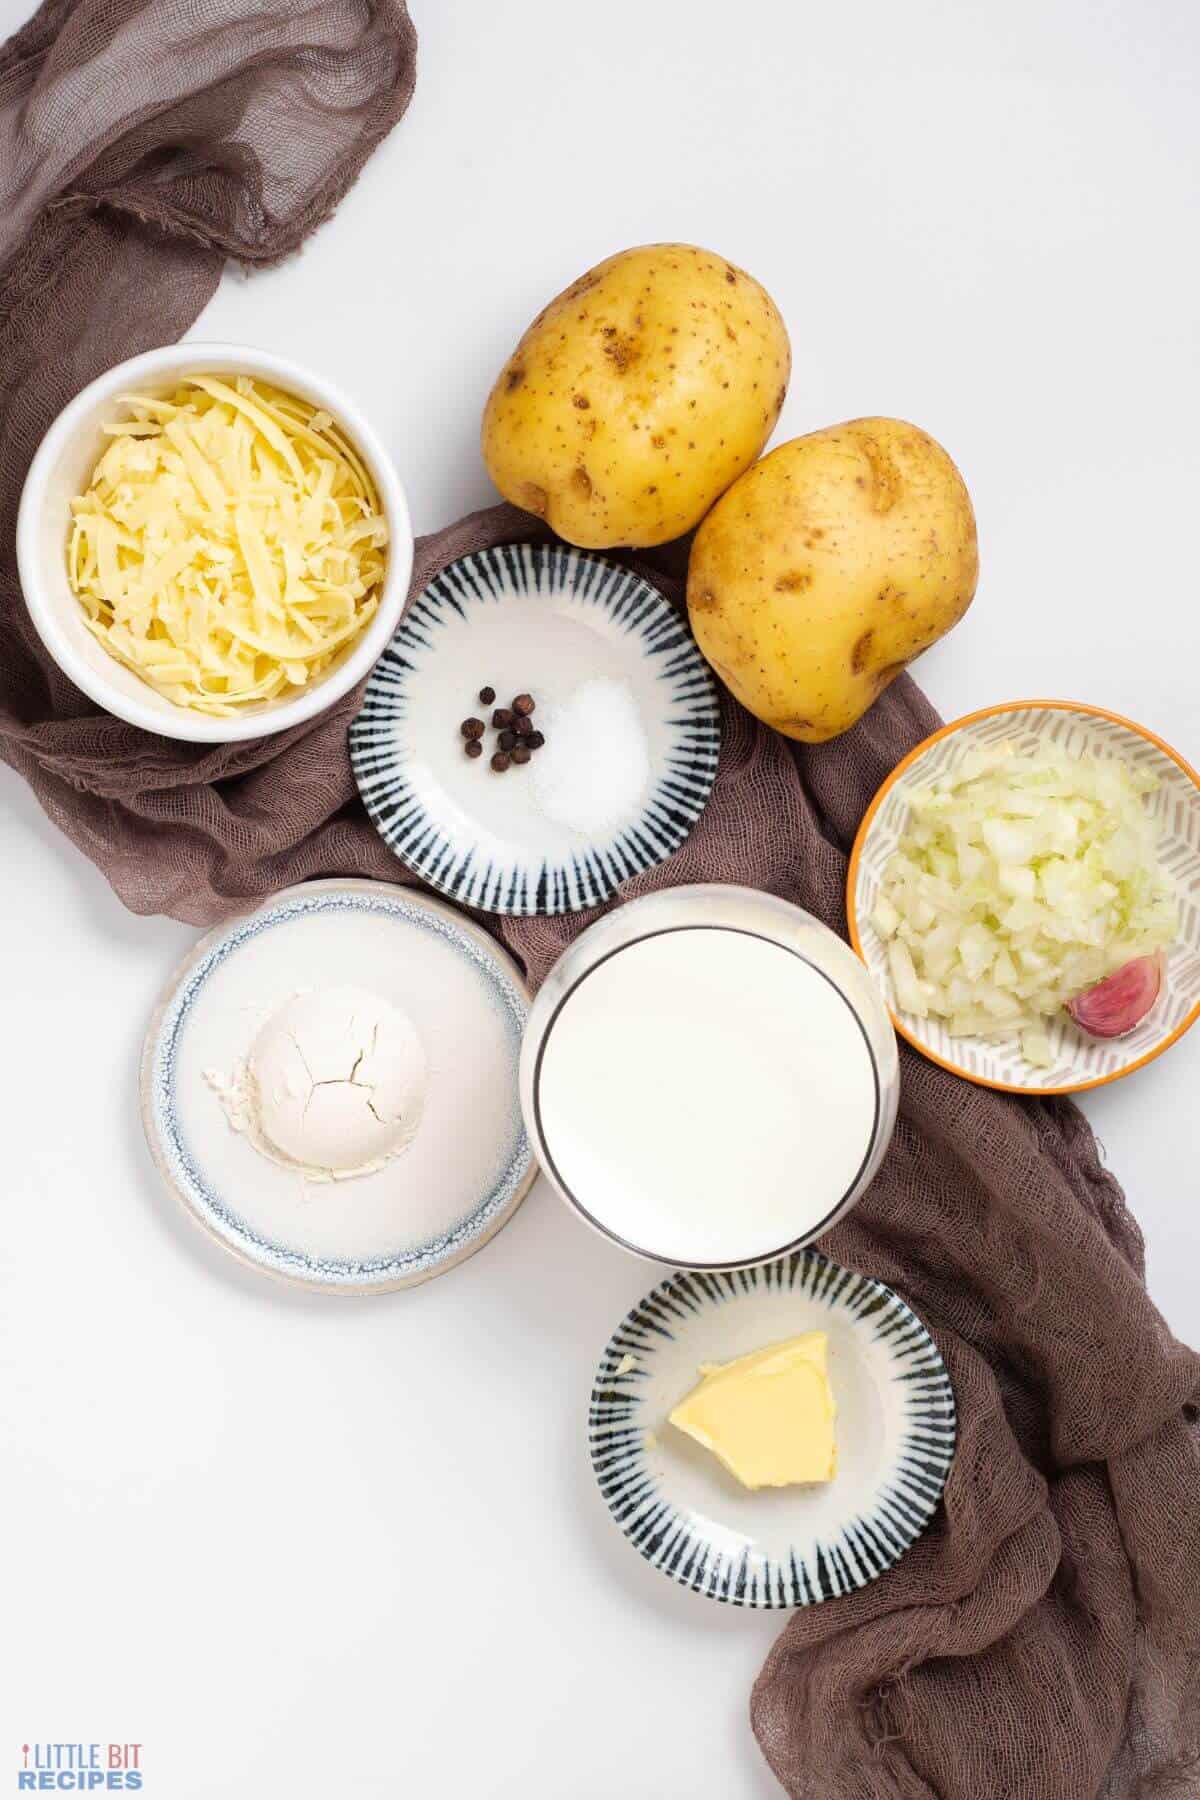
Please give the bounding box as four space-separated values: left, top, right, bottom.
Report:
590 1251 956 1608
349 543 721 915
142 887 532 1291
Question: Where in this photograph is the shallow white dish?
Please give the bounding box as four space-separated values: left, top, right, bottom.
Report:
349 543 720 915
591 1252 955 1608
16 343 413 745
140 880 533 1292
521 885 899 1268
848 700 1200 1094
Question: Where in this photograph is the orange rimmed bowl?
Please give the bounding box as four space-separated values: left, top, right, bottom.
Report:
847 700 1200 1095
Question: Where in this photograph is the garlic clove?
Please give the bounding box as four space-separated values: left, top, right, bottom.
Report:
1065 953 1165 1039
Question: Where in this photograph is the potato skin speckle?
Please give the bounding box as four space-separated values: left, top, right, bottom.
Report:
481 243 791 549
687 417 978 742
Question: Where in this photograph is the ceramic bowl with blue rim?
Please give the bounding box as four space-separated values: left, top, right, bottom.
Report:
590 1252 955 1608
140 880 535 1293
349 543 721 915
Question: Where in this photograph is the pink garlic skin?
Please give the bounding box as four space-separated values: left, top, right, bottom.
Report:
1066 954 1165 1039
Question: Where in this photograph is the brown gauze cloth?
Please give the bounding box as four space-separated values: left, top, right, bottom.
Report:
2 4 1198 1796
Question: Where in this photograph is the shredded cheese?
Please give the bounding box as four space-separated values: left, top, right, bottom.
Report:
67 376 388 716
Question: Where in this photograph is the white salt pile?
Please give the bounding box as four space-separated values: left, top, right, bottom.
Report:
530 676 650 835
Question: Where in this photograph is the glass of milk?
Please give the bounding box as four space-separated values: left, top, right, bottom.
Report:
519 885 899 1269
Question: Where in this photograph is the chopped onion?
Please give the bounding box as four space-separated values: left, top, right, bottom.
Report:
874 742 1177 1066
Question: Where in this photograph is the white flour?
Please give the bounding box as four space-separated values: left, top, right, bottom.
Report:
205 985 427 1185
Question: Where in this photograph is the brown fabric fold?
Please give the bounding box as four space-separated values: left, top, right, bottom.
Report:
2 4 1198 1796
0 0 416 768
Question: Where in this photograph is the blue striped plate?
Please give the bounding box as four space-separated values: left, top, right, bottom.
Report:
590 1252 955 1608
350 544 720 915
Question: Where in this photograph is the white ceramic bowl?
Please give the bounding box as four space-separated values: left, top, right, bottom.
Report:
350 544 721 915
16 343 413 745
590 1251 954 1607
520 884 900 1269
848 700 1200 1094
140 880 535 1294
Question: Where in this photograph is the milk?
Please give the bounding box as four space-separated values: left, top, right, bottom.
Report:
533 927 881 1267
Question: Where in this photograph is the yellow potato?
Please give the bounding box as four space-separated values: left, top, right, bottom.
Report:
481 244 790 548
687 418 978 741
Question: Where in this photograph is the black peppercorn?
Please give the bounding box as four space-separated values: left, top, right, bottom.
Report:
491 751 511 773
492 707 514 730
479 686 496 705
460 717 485 741
526 730 545 750
497 728 516 752
513 714 533 738
512 693 535 717
511 743 532 765
464 739 483 759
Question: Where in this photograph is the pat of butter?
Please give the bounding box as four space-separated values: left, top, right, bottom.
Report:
668 1332 837 1489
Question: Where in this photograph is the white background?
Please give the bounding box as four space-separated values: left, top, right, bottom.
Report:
2 1 1198 1794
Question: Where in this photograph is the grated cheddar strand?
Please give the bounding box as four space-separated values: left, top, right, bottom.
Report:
67 377 388 716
